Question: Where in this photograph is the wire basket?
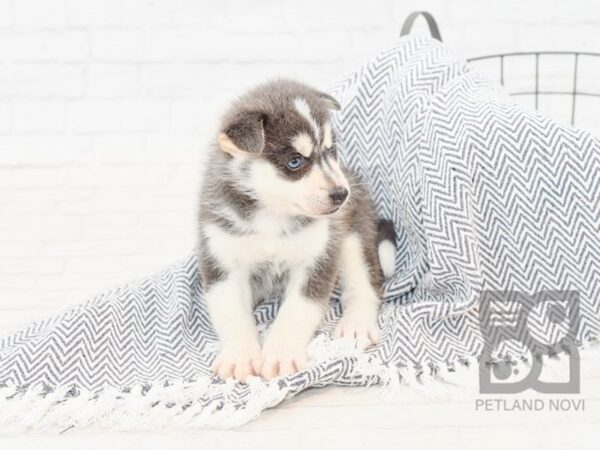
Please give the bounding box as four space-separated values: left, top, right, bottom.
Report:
400 11 600 127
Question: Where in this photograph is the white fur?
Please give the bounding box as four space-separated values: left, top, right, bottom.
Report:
322 121 333 149
378 239 396 279
291 132 314 157
293 97 320 141
320 156 336 179
321 156 349 190
335 232 380 349
204 214 330 272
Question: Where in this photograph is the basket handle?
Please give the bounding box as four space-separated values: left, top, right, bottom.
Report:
400 11 442 41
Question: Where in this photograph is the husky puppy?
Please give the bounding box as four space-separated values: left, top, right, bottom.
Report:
198 79 395 382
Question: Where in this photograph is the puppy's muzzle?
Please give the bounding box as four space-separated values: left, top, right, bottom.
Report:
329 187 349 206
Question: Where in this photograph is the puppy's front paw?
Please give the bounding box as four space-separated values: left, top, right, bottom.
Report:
212 343 262 382
334 310 380 350
259 339 308 380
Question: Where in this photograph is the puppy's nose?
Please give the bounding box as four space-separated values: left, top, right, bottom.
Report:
329 188 348 206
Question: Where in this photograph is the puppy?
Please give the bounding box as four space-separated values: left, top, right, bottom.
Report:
197 79 395 382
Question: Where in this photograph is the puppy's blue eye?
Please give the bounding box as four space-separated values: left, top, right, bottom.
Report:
286 155 305 171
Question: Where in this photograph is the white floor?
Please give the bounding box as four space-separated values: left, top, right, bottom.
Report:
1 319 599 449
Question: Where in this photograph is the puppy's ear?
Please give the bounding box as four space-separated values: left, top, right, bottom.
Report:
218 111 267 156
314 91 341 111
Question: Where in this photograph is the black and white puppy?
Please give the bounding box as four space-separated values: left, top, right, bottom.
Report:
198 79 395 382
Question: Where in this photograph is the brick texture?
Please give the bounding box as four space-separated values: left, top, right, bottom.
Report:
1 0 600 319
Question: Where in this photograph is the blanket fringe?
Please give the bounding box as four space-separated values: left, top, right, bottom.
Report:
380 339 600 402
1 338 598 434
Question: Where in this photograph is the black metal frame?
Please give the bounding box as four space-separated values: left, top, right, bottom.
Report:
400 11 600 126
468 52 600 125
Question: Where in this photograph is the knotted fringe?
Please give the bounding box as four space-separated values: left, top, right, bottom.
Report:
1 338 598 434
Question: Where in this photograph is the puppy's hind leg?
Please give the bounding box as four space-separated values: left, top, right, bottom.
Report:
335 232 382 349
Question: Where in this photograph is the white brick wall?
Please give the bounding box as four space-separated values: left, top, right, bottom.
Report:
2 0 600 330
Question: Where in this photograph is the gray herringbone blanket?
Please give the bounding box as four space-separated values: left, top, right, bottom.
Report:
1 36 599 431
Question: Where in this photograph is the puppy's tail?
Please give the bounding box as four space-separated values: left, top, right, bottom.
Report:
377 219 396 279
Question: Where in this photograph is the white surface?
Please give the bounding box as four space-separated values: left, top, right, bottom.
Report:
2 0 600 319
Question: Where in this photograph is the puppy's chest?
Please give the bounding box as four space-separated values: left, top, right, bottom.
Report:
206 213 331 271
